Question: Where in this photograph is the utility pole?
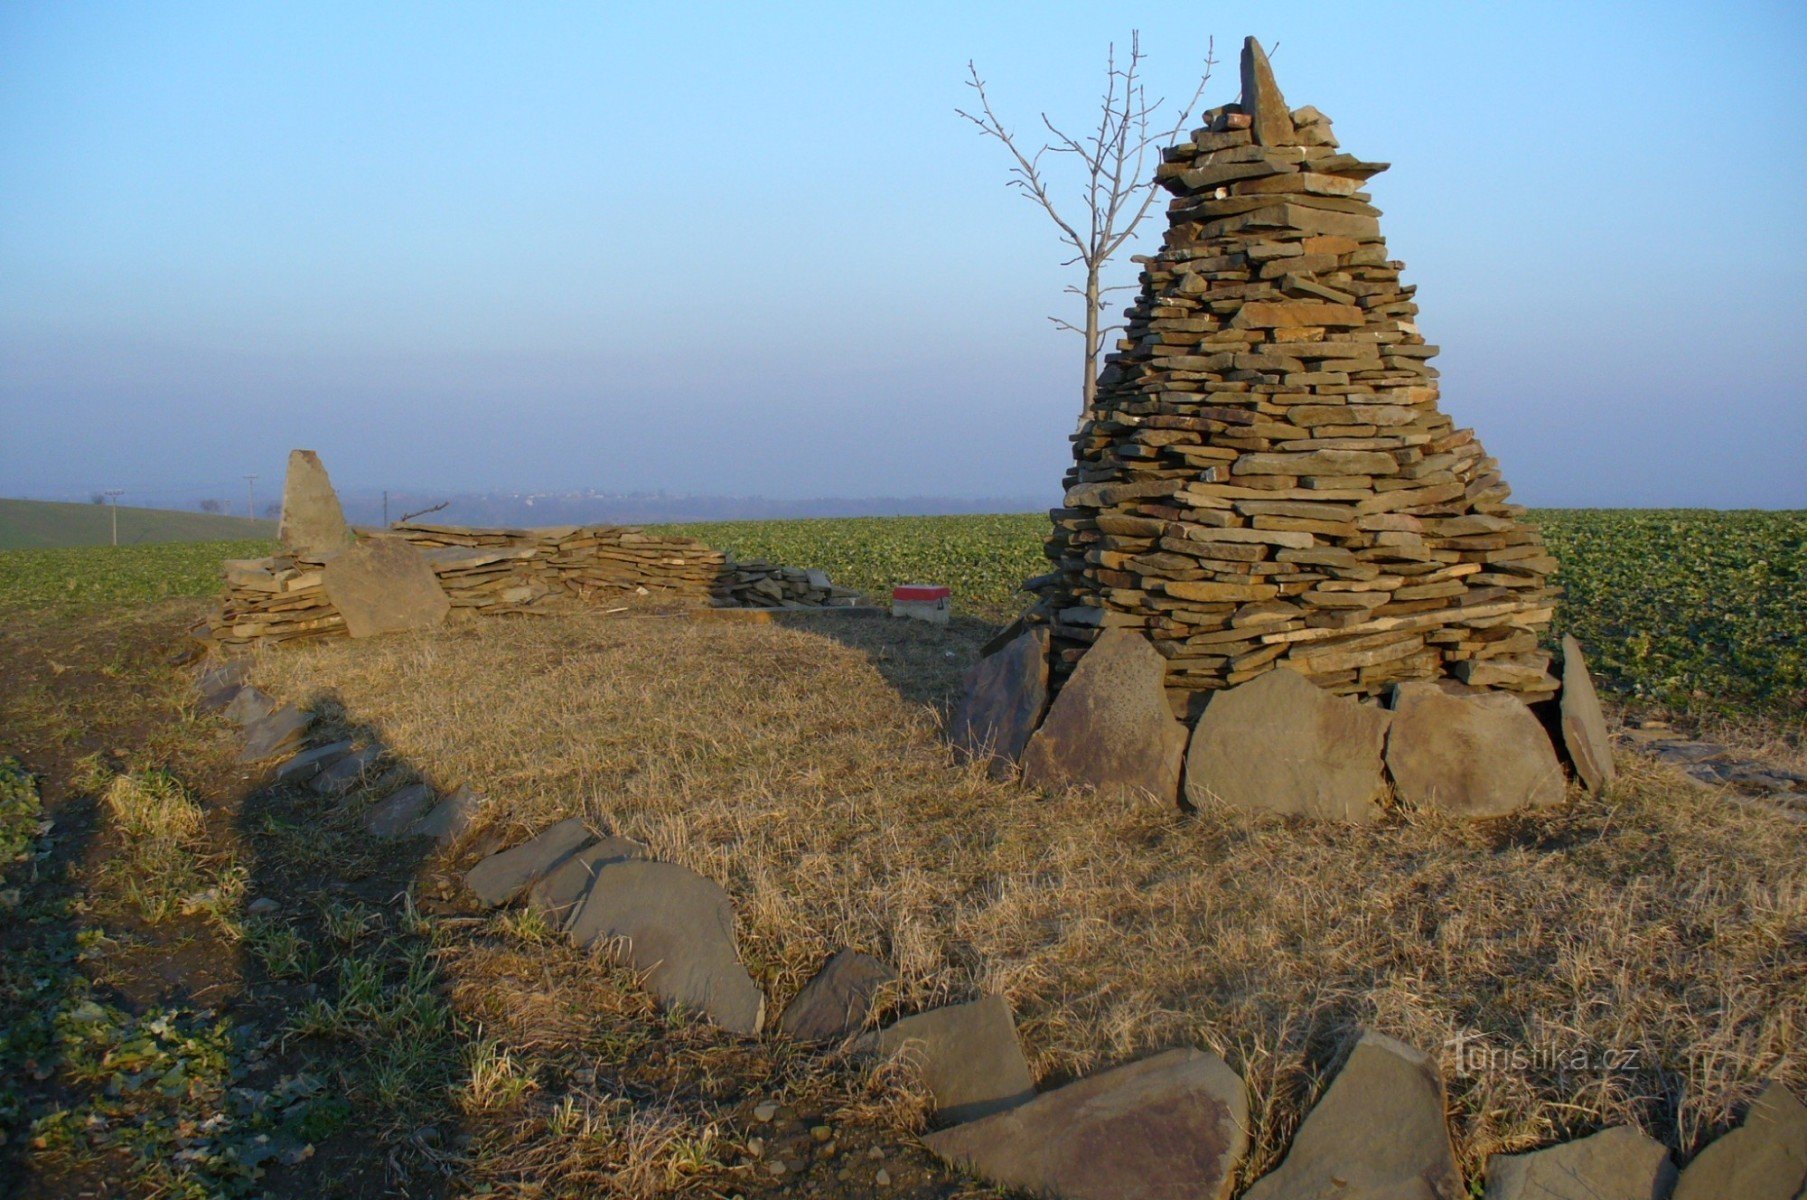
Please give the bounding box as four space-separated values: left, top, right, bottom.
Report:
243 474 258 520
102 489 124 546
383 490 389 526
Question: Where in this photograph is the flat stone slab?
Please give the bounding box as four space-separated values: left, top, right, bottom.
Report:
1244 1031 1460 1200
463 818 595 908
778 949 897 1043
923 1047 1248 1200
365 784 438 838
1559 636 1615 793
239 706 312 763
279 449 355 558
320 536 451 639
949 628 1050 778
1185 668 1390 823
1673 1081 1807 1200
565 859 765 1035
525 836 648 928
409 785 483 844
196 660 251 711
221 686 278 727
857 995 1035 1126
1022 630 1188 805
1486 1124 1675 1200
274 740 354 784
311 744 387 795
1386 681 1566 817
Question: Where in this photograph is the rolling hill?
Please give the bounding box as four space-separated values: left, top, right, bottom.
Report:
0 497 277 550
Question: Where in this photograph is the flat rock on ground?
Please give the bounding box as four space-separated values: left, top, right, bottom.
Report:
858 995 1035 1126
239 706 312 763
195 660 251 711
220 685 277 726
274 740 354 784
1184 668 1390 822
279 448 356 558
1485 1124 1675 1200
409 785 483 844
564 859 765 1036
311 744 386 795
464 818 595 908
1244 1031 1461 1200
1673 1081 1807 1200
525 836 648 928
923 1047 1248 1200
948 627 1050 777
1559 635 1616 793
1021 630 1189 805
320 536 451 639
1386 681 1565 817
778 949 897 1043
365 783 439 838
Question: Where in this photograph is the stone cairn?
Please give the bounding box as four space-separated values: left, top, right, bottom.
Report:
199 450 860 650
1030 38 1558 722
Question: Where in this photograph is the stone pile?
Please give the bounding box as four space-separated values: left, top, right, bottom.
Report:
1030 38 1558 720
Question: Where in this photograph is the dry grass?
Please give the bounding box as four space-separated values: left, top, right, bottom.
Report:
253 610 1807 1183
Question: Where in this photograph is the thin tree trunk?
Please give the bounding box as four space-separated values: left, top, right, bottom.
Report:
1083 263 1100 417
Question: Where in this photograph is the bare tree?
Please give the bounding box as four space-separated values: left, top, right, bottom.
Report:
197 498 223 514
959 33 1215 415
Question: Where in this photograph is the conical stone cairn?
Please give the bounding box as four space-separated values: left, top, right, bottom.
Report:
1032 38 1560 719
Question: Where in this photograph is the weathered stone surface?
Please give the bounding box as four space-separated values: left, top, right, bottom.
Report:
1386 682 1565 818
363 784 437 837
1184 668 1390 822
858 995 1035 1126
239 705 312 763
320 536 451 639
1559 636 1616 793
1673 1081 1807 1200
409 785 483 844
949 628 1050 777
1021 630 1188 805
310 744 386 795
195 660 250 711
274 740 354 784
525 836 648 928
1485 1124 1675 1200
1244 1031 1460 1200
566 859 765 1035
923 1047 1248 1200
221 686 278 727
463 818 594 909
1239 36 1295 148
279 449 355 558
778 949 897 1043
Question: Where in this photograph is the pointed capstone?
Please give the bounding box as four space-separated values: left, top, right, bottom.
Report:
1239 37 1295 147
278 449 355 558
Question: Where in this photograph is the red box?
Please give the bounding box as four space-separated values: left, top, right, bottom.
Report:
892 585 951 602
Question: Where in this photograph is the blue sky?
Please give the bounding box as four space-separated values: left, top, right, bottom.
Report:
2 1 1803 510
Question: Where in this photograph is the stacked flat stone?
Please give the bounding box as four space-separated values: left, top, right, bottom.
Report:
1032 39 1558 719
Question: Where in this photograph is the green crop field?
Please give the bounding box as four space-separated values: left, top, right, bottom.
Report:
0 497 276 551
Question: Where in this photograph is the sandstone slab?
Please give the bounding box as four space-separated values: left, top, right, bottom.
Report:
320 536 451 639
464 818 594 908
195 660 250 712
1022 630 1188 805
566 859 765 1035
311 744 386 795
858 995 1035 1126
1185 668 1389 822
1673 1081 1807 1200
239 706 312 763
1239 36 1295 148
948 628 1050 777
409 785 483 845
525 836 648 928
778 949 897 1043
365 784 438 838
274 740 354 784
1486 1124 1675 1200
1386 682 1565 818
923 1047 1248 1200
1559 636 1615 793
279 449 355 558
1245 1031 1460 1200
221 686 278 727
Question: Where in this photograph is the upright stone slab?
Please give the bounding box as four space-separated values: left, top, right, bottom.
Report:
1485 1125 1675 1200
1673 1081 1807 1200
923 1047 1248 1200
1021 630 1188 805
1244 1031 1460 1200
1184 668 1390 822
1559 636 1616 793
278 449 355 558
565 859 765 1036
778 949 897 1043
1386 681 1565 817
948 628 1050 777
1239 36 1294 147
858 995 1036 1126
525 836 648 928
463 818 594 908
320 536 451 639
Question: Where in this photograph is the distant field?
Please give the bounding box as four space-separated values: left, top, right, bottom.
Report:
0 497 276 550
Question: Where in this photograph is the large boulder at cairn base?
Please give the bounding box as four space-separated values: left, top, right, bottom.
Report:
565 859 765 1036
1021 630 1188 804
320 536 451 639
858 995 1036 1126
1386 681 1565 817
1245 1031 1460 1200
1559 635 1616 793
948 627 1050 777
1184 668 1390 822
923 1047 1248 1200
1485 1124 1675 1200
1672 1081 1807 1200
278 449 355 558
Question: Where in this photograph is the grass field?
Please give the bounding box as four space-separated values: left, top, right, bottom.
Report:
0 497 276 551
